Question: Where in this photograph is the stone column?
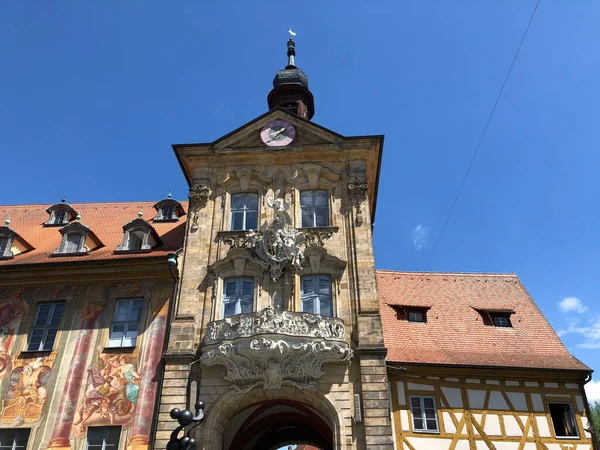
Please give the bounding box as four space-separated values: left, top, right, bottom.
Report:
127 302 168 450
47 305 102 450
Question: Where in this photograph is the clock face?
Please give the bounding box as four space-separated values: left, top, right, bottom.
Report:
260 120 296 147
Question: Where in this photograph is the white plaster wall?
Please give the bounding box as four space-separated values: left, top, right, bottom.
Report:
400 410 410 431
467 389 486 409
488 391 509 410
490 442 520 450
396 381 405 405
575 394 584 412
441 386 462 408
483 414 501 436
524 381 538 387
466 378 480 384
442 412 455 433
506 391 527 411
531 393 544 412
535 416 551 437
506 380 519 386
504 415 522 436
486 379 500 385
405 437 451 450
565 383 579 389
407 382 434 391
455 440 470 450
544 382 558 388
472 413 482 435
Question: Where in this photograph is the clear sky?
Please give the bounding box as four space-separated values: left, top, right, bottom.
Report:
1 1 599 400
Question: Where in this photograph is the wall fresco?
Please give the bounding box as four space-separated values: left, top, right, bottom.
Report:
0 298 27 379
73 349 141 437
0 354 55 424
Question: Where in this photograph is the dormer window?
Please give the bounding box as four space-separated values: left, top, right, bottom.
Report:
390 304 432 323
53 219 100 256
492 314 512 328
472 306 515 328
408 310 426 323
0 218 34 260
115 214 161 254
45 199 77 226
153 194 185 222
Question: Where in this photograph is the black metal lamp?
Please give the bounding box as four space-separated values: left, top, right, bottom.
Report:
166 401 205 450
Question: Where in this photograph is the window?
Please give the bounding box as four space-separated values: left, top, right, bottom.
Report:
410 396 439 433
408 310 425 323
51 210 68 225
0 237 9 258
301 275 333 317
548 403 578 438
230 193 258 231
108 299 144 348
27 303 64 351
492 315 511 327
223 277 254 318
161 206 176 220
0 429 30 450
62 232 83 254
86 426 121 450
300 190 329 227
125 231 143 251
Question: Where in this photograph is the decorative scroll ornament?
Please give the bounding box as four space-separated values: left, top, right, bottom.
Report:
201 307 351 392
302 227 339 247
348 182 368 225
188 185 210 232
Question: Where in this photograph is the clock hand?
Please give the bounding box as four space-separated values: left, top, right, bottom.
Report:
271 127 286 136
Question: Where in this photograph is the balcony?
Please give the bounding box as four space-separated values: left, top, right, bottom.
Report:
201 306 352 392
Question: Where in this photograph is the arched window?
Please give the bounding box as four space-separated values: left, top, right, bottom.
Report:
63 232 83 253
126 231 143 251
222 277 254 318
300 274 333 317
230 193 258 230
300 190 329 227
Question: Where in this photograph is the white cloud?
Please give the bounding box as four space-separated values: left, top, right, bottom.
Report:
558 315 600 349
586 379 600 404
559 297 588 314
411 224 428 251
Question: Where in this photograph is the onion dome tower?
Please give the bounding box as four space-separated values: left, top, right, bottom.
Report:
267 31 315 120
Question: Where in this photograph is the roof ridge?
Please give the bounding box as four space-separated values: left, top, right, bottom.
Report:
0 200 189 207
376 270 517 277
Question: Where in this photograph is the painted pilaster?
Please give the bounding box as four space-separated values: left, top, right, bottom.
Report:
47 305 102 450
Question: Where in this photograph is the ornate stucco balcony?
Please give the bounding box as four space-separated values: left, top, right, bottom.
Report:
201 306 352 392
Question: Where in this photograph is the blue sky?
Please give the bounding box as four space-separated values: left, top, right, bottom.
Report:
1 1 599 400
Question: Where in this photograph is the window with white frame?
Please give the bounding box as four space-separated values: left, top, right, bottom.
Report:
108 299 144 348
410 396 439 432
125 231 143 251
27 302 65 351
301 275 333 317
222 277 254 318
50 210 68 225
160 206 176 220
0 428 30 450
300 190 329 227
86 426 121 450
61 232 84 254
230 193 258 231
548 402 579 438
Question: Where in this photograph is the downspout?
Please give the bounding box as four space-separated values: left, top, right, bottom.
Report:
148 250 182 449
583 373 599 450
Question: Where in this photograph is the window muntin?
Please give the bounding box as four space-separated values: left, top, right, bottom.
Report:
301 275 333 317
27 302 65 351
51 210 68 225
108 299 144 348
492 315 511 327
161 206 176 220
410 396 439 432
223 278 254 318
86 426 121 450
548 402 579 438
0 428 30 450
300 190 329 227
230 193 258 231
408 311 425 323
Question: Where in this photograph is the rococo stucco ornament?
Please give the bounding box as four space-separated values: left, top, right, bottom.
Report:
201 306 351 392
348 181 368 225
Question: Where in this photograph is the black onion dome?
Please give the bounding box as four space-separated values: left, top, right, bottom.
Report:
272 67 309 89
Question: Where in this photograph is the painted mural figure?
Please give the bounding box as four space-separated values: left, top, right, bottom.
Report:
0 298 26 379
73 351 141 436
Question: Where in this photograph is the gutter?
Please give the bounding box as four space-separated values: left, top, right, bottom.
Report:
583 374 599 450
148 250 182 449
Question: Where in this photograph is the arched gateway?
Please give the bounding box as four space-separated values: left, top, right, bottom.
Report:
201 387 346 450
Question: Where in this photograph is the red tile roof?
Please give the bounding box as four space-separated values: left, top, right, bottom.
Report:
0 202 186 266
377 271 590 372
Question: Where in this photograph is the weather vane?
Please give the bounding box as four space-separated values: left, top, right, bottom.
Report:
288 27 297 38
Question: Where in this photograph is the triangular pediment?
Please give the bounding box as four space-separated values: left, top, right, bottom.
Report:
212 108 344 151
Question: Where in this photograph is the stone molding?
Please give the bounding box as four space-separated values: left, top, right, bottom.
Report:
201 306 351 392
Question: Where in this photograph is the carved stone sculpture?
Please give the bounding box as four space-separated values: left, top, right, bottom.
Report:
201 306 351 392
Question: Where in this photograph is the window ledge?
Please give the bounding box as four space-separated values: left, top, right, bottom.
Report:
114 249 152 254
20 350 52 358
51 251 88 257
153 218 179 223
102 346 137 354
44 222 69 227
412 430 440 434
0 255 14 260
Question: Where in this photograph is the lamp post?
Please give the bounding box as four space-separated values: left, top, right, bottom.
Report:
166 401 205 450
